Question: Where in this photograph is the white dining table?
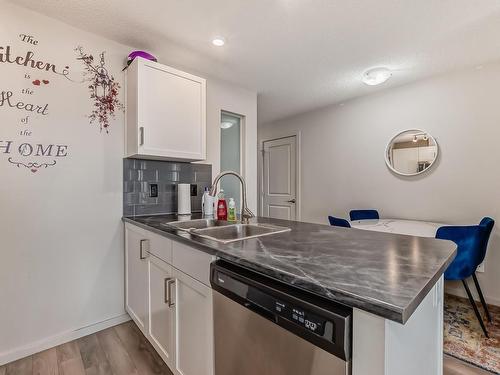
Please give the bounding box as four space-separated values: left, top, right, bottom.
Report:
349 218 446 238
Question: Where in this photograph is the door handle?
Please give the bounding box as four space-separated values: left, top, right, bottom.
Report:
286 199 296 203
139 239 149 259
164 277 172 304
167 279 176 308
139 127 145 146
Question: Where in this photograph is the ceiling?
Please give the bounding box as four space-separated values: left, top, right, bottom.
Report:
11 0 500 124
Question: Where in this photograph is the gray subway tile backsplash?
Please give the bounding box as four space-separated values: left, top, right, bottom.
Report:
123 158 212 216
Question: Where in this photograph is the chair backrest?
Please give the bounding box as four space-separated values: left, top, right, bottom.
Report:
435 224 487 280
328 216 351 228
349 210 379 221
478 217 495 264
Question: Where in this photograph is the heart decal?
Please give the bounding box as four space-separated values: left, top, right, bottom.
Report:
30 168 38 173
32 79 40 86
42 80 49 85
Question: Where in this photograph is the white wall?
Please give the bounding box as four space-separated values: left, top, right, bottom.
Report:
259 63 500 305
205 79 258 212
0 3 129 364
0 2 257 364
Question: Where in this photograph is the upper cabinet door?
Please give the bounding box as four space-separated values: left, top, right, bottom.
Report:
126 58 206 161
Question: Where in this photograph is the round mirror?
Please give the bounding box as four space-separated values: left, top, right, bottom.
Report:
385 129 438 176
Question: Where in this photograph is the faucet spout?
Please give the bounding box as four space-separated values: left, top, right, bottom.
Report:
209 171 255 224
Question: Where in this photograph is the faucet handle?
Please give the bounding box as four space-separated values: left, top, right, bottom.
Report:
241 207 255 223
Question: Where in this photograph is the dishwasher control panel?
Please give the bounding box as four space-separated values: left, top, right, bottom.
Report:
276 301 326 336
211 260 352 361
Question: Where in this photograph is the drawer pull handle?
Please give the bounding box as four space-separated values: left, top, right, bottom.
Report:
164 277 172 304
167 279 176 308
139 239 149 259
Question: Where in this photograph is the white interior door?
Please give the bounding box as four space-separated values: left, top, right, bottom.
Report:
262 136 297 220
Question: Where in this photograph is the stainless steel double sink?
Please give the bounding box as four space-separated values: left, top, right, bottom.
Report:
163 218 291 244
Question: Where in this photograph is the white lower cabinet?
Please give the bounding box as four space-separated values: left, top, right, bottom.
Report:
174 269 214 375
125 225 149 334
125 224 214 375
148 255 175 368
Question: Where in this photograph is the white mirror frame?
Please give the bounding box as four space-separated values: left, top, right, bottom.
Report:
384 129 439 177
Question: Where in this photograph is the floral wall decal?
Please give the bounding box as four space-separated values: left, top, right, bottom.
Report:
75 46 124 133
8 157 57 173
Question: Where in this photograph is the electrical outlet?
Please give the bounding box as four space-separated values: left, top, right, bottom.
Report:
477 261 485 273
190 184 197 196
149 183 158 198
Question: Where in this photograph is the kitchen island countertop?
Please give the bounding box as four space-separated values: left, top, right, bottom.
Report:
123 214 456 323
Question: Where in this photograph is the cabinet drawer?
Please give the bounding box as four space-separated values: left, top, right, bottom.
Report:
125 223 172 263
148 231 173 264
172 241 215 286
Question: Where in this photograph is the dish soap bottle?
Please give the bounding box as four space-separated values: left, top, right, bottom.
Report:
216 189 227 221
227 198 237 222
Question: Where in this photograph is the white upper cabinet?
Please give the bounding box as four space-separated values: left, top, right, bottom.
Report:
126 57 207 161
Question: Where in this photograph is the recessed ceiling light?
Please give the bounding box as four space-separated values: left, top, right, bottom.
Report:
362 67 392 86
212 37 225 47
221 121 233 129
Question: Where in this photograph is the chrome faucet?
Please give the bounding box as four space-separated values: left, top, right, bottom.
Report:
209 171 255 224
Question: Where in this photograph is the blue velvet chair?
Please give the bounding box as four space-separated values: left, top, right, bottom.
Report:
349 209 379 221
435 217 495 337
328 216 351 228
474 217 495 322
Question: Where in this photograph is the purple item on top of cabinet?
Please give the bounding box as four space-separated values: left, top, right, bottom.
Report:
127 50 157 65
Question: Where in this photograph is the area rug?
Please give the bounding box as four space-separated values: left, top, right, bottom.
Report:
444 293 500 374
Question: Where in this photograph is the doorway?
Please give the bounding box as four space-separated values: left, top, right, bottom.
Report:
261 135 299 220
220 111 244 209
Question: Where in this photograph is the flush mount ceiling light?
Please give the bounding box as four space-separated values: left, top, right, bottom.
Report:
220 121 234 129
362 67 392 86
212 37 225 47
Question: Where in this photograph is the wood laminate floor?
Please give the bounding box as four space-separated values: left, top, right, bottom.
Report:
0 322 492 375
0 321 172 375
444 355 494 375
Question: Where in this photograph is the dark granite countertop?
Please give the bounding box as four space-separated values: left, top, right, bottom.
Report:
123 214 456 324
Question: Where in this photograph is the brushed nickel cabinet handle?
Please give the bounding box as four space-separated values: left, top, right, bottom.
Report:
164 277 172 304
139 127 145 146
167 279 176 308
139 239 149 259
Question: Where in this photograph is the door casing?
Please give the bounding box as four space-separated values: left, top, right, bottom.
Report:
259 132 301 220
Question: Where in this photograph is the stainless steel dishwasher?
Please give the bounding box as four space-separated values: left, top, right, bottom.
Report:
210 260 352 375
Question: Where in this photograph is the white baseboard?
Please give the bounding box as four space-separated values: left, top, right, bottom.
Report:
0 313 131 366
445 286 500 307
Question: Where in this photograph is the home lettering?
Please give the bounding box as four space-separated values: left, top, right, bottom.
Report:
0 141 68 157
